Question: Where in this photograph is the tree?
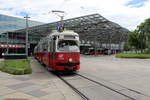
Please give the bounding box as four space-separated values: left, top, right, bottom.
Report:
126 18 150 53
123 42 130 51
128 31 146 52
137 18 150 48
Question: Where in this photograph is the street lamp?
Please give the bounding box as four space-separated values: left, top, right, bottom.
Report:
24 15 30 57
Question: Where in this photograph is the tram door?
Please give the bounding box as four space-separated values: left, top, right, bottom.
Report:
50 40 53 68
51 37 56 68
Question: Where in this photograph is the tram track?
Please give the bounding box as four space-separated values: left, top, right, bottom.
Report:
76 73 136 100
76 73 150 98
56 73 90 100
53 73 150 100
55 72 136 100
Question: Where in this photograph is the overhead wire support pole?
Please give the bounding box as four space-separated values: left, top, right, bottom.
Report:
51 10 65 20
51 10 66 32
7 31 9 54
24 15 30 57
94 36 97 56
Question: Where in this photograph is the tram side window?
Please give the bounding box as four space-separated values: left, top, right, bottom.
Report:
49 41 51 52
53 40 56 52
40 45 43 52
50 40 53 53
48 41 50 52
46 42 49 52
36 46 38 52
43 42 48 52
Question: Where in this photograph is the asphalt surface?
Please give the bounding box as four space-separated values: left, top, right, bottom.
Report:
79 55 150 99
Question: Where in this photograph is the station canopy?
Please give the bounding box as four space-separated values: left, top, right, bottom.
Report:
15 13 129 44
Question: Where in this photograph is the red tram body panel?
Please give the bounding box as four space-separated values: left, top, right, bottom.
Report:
33 30 80 71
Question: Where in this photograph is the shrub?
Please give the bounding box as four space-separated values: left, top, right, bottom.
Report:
0 59 32 75
116 53 150 59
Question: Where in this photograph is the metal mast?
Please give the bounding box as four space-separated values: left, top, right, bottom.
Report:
51 10 66 32
24 15 30 57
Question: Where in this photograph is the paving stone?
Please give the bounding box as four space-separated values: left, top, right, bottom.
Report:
63 75 81 80
3 92 34 99
4 98 28 100
26 90 48 97
119 89 150 100
2 80 23 86
0 85 5 89
67 78 98 88
28 79 52 86
0 97 4 100
0 72 11 77
19 85 43 93
30 97 41 100
41 86 58 93
0 87 16 96
13 77 30 81
79 72 126 91
54 79 83 100
7 82 34 89
78 85 131 100
40 92 66 100
0 76 10 80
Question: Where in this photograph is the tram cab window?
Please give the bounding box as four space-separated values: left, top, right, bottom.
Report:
57 40 79 52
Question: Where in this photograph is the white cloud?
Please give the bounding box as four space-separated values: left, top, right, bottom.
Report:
0 0 150 30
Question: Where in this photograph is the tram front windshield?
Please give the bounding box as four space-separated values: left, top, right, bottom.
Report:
57 40 79 52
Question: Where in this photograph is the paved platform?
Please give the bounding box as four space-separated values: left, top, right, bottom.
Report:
0 58 82 100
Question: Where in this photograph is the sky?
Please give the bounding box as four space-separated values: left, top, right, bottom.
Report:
0 0 150 31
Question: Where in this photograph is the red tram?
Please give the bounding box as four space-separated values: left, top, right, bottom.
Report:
33 30 80 71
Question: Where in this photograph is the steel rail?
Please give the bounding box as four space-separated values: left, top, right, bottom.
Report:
56 73 90 100
77 73 150 98
76 73 136 100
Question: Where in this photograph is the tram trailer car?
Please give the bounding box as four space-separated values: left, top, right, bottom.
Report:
33 30 80 71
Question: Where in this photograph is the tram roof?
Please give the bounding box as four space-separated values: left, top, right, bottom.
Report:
49 30 78 37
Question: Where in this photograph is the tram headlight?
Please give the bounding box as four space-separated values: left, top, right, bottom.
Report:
69 58 73 62
75 36 79 40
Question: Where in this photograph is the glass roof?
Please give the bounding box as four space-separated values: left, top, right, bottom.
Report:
1 13 129 44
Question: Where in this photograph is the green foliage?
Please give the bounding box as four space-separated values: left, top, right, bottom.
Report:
123 42 131 51
0 59 32 75
145 48 150 53
137 18 150 47
128 31 139 49
127 18 150 52
138 18 150 38
128 31 147 50
116 53 150 59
